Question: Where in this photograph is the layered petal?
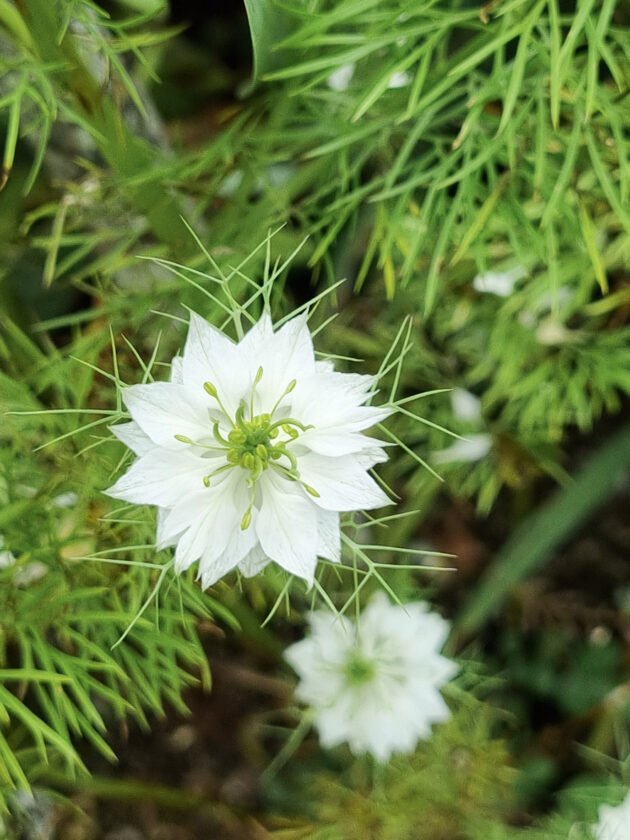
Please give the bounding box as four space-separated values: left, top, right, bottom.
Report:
105 448 213 507
238 544 270 578
316 509 341 564
256 470 319 583
181 312 248 420
285 594 456 762
107 308 392 590
296 451 391 512
242 312 316 413
123 382 211 449
199 510 261 588
110 421 153 456
168 469 247 573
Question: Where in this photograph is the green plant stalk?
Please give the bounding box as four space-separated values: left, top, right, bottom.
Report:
15 0 190 251
455 424 630 638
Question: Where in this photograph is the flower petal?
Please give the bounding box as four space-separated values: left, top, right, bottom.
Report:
238 544 270 578
105 449 213 507
256 470 319 583
199 520 260 588
170 470 245 573
316 509 340 563
156 507 179 549
170 356 184 383
181 312 248 420
298 428 390 457
110 421 153 456
244 313 316 413
123 382 210 449
297 451 391 512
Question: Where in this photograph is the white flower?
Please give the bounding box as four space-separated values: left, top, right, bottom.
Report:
327 63 355 91
106 311 390 588
387 70 411 89
51 491 79 509
451 388 482 423
13 562 48 587
473 265 527 297
0 535 16 570
432 434 492 465
0 536 48 586
285 593 457 761
593 792 630 840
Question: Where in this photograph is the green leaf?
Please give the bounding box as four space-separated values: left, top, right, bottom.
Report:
243 0 296 81
455 425 630 636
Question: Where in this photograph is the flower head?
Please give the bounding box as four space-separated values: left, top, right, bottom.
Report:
106 311 390 588
472 265 527 297
432 433 492 465
285 593 457 761
593 792 630 840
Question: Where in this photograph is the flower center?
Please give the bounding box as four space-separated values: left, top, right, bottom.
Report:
174 366 320 530
224 409 302 483
344 653 377 686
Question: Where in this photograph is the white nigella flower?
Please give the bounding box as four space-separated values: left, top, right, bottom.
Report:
387 70 411 89
51 491 79 509
106 311 391 588
451 388 482 424
0 535 16 570
0 536 48 586
432 433 492 465
327 62 355 91
473 265 527 297
593 792 630 840
285 593 457 761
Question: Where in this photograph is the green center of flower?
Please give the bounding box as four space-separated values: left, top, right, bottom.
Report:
174 366 319 531
344 654 377 685
224 408 302 483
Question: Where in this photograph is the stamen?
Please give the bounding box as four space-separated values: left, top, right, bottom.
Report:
203 381 234 425
270 378 298 417
201 462 237 488
212 421 231 447
267 417 313 436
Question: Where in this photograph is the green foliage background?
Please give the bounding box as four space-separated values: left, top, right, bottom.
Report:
0 0 629 836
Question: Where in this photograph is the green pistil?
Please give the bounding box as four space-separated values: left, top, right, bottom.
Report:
226 406 305 485
344 654 377 685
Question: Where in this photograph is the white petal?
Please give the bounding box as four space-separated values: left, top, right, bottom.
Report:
297 451 391 512
298 428 389 457
327 62 355 91
432 434 492 464
473 265 527 297
387 70 411 89
451 388 481 423
170 356 184 383
110 421 153 456
238 544 270 578
200 523 260 588
123 383 210 449
256 471 319 583
171 470 245 573
181 312 246 420
244 313 316 413
290 372 390 448
105 449 213 507
316 509 340 563
156 507 179 549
